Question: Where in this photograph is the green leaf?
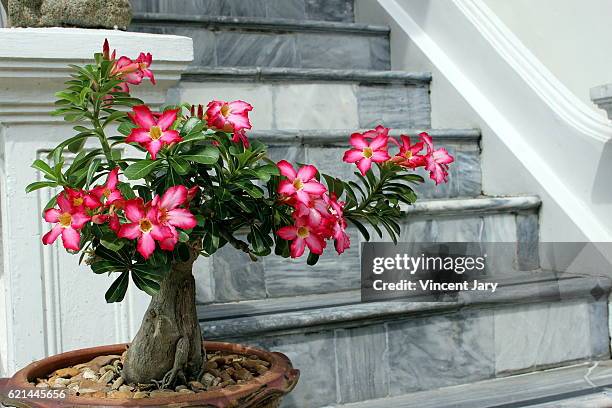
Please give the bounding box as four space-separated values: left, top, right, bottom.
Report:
117 121 137 136
181 146 220 165
307 252 320 266
117 182 136 199
105 271 129 303
349 218 370 241
169 156 191 175
100 236 126 252
85 158 102 189
131 271 160 297
236 181 264 199
25 181 58 193
91 260 122 274
124 160 161 180
254 164 280 182
31 160 57 180
180 117 204 137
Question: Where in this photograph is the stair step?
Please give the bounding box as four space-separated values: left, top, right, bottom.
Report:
131 13 389 70
194 196 540 304
331 361 612 408
176 67 432 129
255 128 481 199
129 0 355 23
198 275 610 407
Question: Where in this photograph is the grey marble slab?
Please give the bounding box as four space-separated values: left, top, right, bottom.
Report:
183 66 432 85
215 31 298 68
305 0 354 22
588 300 610 359
239 331 338 408
211 242 267 302
387 309 495 394
263 228 361 297
297 33 388 70
335 361 612 408
401 196 541 217
335 325 389 403
131 14 389 69
516 212 540 270
357 85 431 129
130 0 355 22
493 300 597 375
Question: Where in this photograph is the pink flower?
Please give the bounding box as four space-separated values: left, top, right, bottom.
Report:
277 160 327 204
102 39 116 61
362 125 390 139
42 193 91 251
343 131 391 175
294 197 329 226
151 186 198 251
323 193 350 254
90 167 123 205
422 133 454 184
390 135 427 169
117 198 171 259
111 53 155 86
231 129 250 148
135 52 155 85
64 188 100 211
186 186 199 204
277 216 326 258
126 105 182 160
206 100 253 133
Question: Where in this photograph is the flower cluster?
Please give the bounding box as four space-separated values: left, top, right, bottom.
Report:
103 39 155 94
344 125 454 184
276 161 351 258
42 168 197 260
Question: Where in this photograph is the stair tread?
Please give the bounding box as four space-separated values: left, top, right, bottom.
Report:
183 66 431 84
199 271 609 339
251 128 481 144
332 360 612 408
132 12 389 35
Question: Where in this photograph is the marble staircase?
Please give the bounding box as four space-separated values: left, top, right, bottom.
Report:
129 1 611 407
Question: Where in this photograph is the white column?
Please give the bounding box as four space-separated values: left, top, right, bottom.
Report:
0 28 193 375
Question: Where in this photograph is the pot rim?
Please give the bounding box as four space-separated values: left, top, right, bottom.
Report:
1 341 299 407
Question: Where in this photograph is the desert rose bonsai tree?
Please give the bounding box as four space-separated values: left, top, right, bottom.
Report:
26 41 453 389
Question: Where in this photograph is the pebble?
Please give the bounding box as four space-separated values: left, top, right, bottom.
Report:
188 380 205 391
118 385 132 392
178 388 195 394
133 391 148 399
82 369 98 380
111 377 124 390
54 367 80 378
98 370 114 384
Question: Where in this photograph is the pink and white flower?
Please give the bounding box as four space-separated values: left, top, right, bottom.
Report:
277 216 326 258
126 105 182 160
343 131 391 175
117 198 171 259
277 160 327 205
152 186 198 251
422 133 454 184
90 167 123 205
206 100 253 133
390 134 427 169
42 193 91 251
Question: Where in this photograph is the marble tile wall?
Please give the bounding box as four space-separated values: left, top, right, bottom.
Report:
179 81 431 130
130 25 390 70
223 299 607 407
130 0 355 22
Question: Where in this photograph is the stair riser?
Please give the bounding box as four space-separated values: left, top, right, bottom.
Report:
177 81 431 129
130 23 390 70
213 298 608 408
129 0 355 22
196 207 538 304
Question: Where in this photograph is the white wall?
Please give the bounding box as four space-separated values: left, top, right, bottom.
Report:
354 0 587 243
483 0 612 117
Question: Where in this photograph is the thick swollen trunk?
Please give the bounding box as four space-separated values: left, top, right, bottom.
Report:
121 256 204 386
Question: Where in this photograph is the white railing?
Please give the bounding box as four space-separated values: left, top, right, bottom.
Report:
377 0 612 244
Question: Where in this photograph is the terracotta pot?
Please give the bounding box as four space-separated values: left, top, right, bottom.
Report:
0 341 299 408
